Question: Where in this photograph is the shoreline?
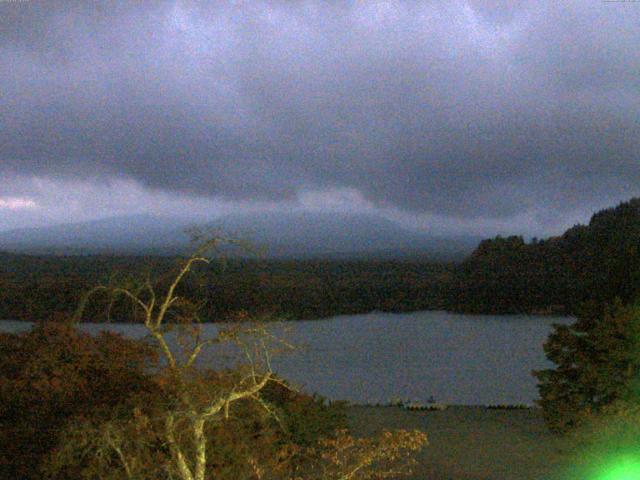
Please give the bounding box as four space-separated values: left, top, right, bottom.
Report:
0 308 573 325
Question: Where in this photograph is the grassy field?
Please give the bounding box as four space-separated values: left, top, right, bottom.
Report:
347 405 574 480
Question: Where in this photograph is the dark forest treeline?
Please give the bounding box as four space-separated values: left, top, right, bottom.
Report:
0 254 452 322
446 198 640 314
2 197 640 321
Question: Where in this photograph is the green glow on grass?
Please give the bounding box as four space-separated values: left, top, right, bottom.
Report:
596 456 640 480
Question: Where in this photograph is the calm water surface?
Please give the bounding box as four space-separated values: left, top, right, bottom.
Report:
0 311 572 405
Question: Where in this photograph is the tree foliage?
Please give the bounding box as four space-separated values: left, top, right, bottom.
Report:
448 198 640 314
22 236 428 480
0 320 157 479
0 254 451 322
533 300 640 433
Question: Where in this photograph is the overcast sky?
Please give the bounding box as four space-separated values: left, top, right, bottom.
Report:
1 0 639 236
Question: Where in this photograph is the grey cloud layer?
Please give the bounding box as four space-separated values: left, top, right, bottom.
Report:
2 0 639 221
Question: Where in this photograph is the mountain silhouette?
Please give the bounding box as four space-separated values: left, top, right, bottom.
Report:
0 211 479 259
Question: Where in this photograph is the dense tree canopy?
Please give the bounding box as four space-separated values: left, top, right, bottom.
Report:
0 255 451 322
448 198 640 314
0 320 362 479
533 300 640 433
0 321 157 479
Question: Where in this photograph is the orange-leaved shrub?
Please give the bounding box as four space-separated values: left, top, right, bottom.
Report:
0 320 156 479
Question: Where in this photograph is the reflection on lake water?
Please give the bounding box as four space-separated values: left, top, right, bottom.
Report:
0 311 572 405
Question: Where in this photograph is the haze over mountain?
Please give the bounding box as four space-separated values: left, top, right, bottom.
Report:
0 212 480 260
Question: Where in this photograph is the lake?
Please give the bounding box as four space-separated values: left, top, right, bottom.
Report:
0 311 572 406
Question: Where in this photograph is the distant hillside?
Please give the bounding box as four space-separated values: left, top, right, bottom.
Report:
447 198 640 314
0 214 193 255
0 211 479 260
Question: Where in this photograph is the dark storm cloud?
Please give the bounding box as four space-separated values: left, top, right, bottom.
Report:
1 0 639 221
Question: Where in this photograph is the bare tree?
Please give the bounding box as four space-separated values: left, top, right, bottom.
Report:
64 234 427 480
71 235 292 480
